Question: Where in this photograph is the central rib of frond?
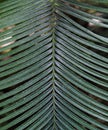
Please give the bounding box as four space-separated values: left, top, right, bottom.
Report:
51 0 57 129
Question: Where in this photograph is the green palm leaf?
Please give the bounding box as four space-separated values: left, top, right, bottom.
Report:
0 0 108 129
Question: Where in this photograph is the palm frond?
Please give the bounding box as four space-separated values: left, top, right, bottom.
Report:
0 0 108 129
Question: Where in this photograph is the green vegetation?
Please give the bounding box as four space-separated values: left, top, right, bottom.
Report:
0 0 108 129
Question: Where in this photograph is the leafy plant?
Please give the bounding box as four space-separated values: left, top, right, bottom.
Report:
0 0 108 129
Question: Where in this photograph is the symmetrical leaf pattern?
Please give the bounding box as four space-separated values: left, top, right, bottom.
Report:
0 0 108 129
